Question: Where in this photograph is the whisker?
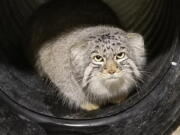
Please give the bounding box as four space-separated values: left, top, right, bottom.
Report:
136 77 145 83
139 70 151 77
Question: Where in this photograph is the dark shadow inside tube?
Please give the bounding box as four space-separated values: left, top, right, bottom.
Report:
0 0 178 123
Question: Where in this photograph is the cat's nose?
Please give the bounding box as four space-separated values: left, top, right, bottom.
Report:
108 69 116 74
104 59 118 74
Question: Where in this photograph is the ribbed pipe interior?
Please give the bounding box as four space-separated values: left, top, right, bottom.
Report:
0 0 177 120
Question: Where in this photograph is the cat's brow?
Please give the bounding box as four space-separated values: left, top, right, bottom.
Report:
91 50 99 54
120 46 126 49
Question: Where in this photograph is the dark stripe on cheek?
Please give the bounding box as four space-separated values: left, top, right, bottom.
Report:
91 63 101 67
85 66 97 85
129 67 138 81
127 63 137 78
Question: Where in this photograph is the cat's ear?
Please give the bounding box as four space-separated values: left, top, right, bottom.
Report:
70 41 88 59
127 33 144 48
127 33 146 67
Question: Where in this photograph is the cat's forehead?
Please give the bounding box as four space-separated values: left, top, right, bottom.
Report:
88 31 128 54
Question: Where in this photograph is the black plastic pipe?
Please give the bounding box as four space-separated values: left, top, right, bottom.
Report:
0 0 179 135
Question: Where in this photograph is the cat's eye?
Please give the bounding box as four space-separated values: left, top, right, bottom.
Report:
116 52 125 59
93 55 104 62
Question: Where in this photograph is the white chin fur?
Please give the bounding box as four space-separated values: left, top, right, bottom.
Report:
87 75 132 99
103 78 124 93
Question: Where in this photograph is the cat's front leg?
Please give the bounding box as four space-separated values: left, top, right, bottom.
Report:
80 103 99 111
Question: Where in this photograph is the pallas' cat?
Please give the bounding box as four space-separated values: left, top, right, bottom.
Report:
24 0 146 111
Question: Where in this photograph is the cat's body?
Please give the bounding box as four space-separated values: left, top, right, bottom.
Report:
24 0 146 111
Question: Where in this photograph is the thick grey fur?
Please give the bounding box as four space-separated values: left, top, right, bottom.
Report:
35 26 146 109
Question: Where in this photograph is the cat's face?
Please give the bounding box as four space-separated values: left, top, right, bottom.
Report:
71 30 146 99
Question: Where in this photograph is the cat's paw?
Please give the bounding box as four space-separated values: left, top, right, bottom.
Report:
80 103 99 111
111 98 125 104
111 95 128 104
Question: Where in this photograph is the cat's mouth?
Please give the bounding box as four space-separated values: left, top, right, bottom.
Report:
105 76 120 81
107 77 118 80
